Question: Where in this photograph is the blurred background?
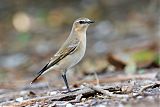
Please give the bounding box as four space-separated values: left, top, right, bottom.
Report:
0 0 159 88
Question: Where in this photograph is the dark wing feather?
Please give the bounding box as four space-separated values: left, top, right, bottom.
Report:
30 63 49 84
30 40 80 84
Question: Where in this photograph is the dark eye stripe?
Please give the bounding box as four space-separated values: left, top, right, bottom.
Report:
79 21 86 24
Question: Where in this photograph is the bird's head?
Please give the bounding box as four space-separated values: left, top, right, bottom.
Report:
72 17 94 32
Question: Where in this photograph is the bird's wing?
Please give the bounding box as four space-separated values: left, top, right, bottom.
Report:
55 38 80 56
30 39 80 84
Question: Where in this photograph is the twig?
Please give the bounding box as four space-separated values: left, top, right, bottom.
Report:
83 83 114 97
69 94 83 103
93 71 100 86
133 82 160 98
83 83 132 99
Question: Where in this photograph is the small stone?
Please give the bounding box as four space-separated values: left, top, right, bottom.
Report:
81 98 86 101
118 103 125 107
79 84 85 88
66 103 74 107
49 91 58 96
15 97 24 102
34 102 39 107
95 104 106 107
20 90 28 96
137 96 143 99
55 101 68 107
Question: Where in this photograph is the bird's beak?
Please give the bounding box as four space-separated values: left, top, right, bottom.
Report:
88 20 95 24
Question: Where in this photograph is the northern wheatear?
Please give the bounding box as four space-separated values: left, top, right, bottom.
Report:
31 17 94 92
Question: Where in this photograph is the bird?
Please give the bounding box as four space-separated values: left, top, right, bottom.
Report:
30 17 94 92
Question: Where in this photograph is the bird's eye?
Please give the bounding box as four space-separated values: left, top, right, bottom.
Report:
79 21 86 24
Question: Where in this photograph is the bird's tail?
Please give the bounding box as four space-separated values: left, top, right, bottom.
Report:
30 63 50 85
30 74 42 85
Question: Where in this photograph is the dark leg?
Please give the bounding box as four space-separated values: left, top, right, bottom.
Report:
62 70 71 92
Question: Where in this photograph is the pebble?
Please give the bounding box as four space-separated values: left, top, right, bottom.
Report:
49 91 58 95
66 103 74 107
15 97 24 102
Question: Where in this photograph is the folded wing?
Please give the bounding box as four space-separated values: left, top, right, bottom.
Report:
30 39 80 84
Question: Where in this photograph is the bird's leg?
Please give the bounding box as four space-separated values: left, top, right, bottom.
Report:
62 69 71 92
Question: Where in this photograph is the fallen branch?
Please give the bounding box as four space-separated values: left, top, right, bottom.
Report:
133 81 160 98
83 83 114 97
83 83 132 99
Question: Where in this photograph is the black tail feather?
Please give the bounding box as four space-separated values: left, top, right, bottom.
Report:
30 73 42 85
30 63 50 85
37 62 49 75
